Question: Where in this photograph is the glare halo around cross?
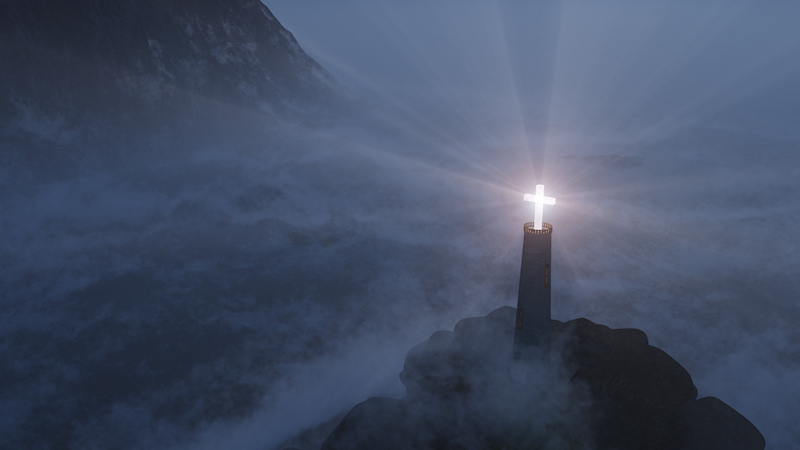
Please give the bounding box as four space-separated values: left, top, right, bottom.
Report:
523 184 556 230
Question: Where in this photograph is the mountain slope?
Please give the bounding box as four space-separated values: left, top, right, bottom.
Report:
0 0 342 168
0 3 364 449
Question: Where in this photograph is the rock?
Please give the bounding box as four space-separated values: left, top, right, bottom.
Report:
324 307 765 450
561 319 697 448
399 306 516 402
321 398 421 450
681 396 766 450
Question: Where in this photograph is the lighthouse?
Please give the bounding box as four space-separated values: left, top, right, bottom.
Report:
513 184 555 365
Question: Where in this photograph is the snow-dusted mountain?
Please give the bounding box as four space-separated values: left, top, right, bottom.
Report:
0 0 342 169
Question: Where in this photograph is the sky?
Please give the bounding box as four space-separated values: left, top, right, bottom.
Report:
259 1 800 448
2 1 800 449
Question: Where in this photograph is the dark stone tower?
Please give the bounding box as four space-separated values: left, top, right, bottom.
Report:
512 222 552 364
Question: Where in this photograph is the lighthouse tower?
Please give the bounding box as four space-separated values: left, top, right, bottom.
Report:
513 184 555 365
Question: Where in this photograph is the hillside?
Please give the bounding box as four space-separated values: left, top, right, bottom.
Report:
0 0 343 170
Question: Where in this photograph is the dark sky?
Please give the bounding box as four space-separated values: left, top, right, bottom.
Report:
249 1 800 449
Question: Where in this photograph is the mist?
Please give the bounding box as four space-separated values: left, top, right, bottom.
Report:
2 0 799 449
263 1 800 448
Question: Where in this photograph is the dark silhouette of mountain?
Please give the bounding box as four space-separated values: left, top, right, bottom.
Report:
0 0 345 170
319 307 765 450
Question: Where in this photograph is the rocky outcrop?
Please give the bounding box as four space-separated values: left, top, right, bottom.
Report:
322 307 765 450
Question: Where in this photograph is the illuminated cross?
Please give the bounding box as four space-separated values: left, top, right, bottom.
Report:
523 184 556 230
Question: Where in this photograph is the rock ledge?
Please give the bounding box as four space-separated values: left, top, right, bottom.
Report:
322 307 764 450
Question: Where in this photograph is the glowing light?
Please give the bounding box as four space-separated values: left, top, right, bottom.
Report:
523 184 556 230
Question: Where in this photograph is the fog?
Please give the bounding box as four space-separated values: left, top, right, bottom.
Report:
2 0 799 449
264 1 800 448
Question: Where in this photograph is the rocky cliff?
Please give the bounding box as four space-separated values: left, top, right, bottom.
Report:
321 307 765 450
